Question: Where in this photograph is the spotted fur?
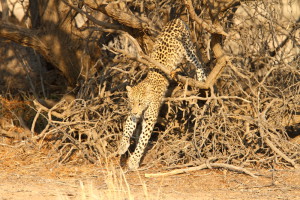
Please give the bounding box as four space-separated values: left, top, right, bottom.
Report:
119 19 206 170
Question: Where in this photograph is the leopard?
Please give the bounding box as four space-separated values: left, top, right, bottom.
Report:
118 18 207 170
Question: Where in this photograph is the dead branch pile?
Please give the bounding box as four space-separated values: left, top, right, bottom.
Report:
1 0 299 170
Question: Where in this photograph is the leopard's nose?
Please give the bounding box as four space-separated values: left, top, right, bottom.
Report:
131 107 139 116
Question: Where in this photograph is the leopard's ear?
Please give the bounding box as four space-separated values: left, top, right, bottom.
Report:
126 86 132 92
126 86 132 95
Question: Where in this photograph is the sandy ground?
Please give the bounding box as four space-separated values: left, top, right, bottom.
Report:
1 145 300 200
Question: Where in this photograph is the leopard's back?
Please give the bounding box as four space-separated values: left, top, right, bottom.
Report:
150 19 191 70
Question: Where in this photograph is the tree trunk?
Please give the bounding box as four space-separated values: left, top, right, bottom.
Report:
0 0 86 86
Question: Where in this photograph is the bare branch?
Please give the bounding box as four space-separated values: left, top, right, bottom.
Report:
264 135 299 169
62 0 122 30
183 0 228 36
145 162 258 178
84 0 156 32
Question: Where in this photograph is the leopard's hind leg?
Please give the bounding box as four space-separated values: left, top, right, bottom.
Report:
183 39 207 82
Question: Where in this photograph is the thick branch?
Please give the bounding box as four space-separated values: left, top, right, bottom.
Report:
62 0 122 30
0 22 49 59
184 1 229 89
84 0 156 33
206 34 228 87
97 3 151 31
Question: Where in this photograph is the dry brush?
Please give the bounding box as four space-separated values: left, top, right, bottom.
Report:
0 0 299 173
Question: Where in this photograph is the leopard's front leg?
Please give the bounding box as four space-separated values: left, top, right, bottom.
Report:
128 103 160 170
119 115 137 155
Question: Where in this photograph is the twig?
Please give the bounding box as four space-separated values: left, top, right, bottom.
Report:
0 143 25 148
33 100 65 119
258 126 299 169
31 123 50 142
31 108 42 136
265 137 299 169
9 110 31 138
145 162 257 178
183 0 228 36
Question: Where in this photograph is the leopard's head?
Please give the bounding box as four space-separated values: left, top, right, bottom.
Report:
126 85 149 120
